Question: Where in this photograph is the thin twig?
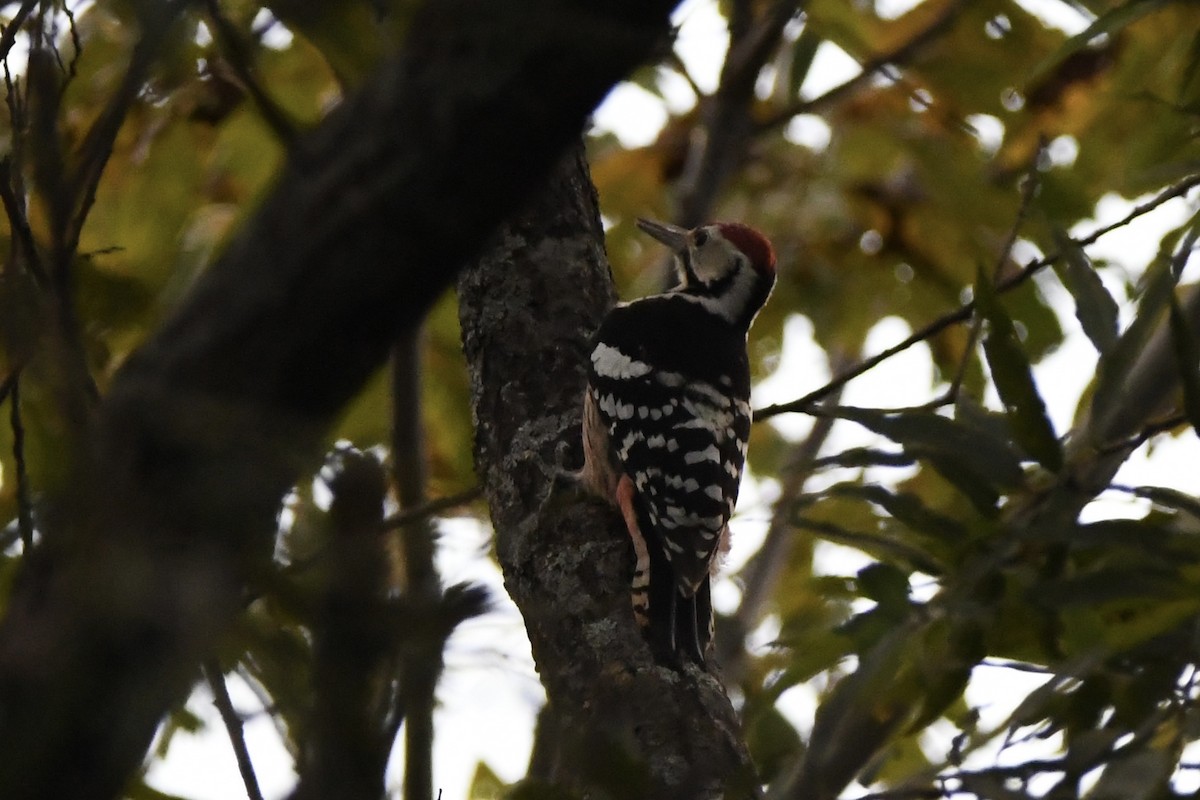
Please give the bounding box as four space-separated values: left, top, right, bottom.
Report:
66 0 190 256
62 2 81 80
1096 413 1186 455
379 486 482 532
675 0 802 229
0 0 38 64
9 373 33 552
923 139 1046 410
202 0 297 146
0 371 14 407
758 0 969 130
0 158 47 286
757 171 1200 421
202 661 265 800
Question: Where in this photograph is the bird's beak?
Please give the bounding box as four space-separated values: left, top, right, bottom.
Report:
636 218 690 252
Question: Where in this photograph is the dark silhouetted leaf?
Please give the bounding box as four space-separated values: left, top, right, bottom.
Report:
1168 293 1200 437
856 562 911 612
812 447 916 471
1130 484 1200 520
792 517 946 577
975 264 1063 471
1052 228 1120 355
1088 244 1179 445
824 406 1025 492
826 483 968 544
1028 0 1171 87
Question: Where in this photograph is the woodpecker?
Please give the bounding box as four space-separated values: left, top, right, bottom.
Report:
581 218 776 664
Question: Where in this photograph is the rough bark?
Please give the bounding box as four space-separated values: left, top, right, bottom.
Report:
457 144 759 799
0 2 679 797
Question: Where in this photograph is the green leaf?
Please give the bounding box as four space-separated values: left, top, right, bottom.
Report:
744 705 803 784
828 483 968 545
975 264 1063 472
857 562 911 611
1036 566 1185 607
1052 229 1120 355
1129 484 1200 521
1087 242 1179 446
467 761 509 799
788 27 822 99
1027 0 1172 87
792 517 946 577
812 447 916 471
265 0 416 86
1087 748 1176 800
825 406 1026 493
1168 293 1200 437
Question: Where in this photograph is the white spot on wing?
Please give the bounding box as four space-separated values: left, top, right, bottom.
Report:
684 445 721 465
592 342 652 379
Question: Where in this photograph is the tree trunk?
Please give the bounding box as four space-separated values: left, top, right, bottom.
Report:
458 144 760 799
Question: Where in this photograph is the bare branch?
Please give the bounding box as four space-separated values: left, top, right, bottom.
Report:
202 0 298 146
203 661 266 800
66 0 190 257
0 0 37 64
756 171 1200 421
379 486 482 532
676 0 801 228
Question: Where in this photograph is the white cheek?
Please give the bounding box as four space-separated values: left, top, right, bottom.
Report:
693 248 733 284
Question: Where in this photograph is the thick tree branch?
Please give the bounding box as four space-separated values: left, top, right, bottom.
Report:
0 2 681 797
458 144 759 798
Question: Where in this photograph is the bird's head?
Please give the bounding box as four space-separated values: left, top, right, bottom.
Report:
636 217 776 330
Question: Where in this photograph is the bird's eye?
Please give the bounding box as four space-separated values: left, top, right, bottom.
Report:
693 230 709 247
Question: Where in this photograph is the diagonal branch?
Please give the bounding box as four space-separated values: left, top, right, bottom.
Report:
202 0 298 146
758 0 969 131
66 0 190 259
0 2 682 798
756 171 1200 421
0 0 37 63
379 486 482 532
676 0 802 228
203 660 266 800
